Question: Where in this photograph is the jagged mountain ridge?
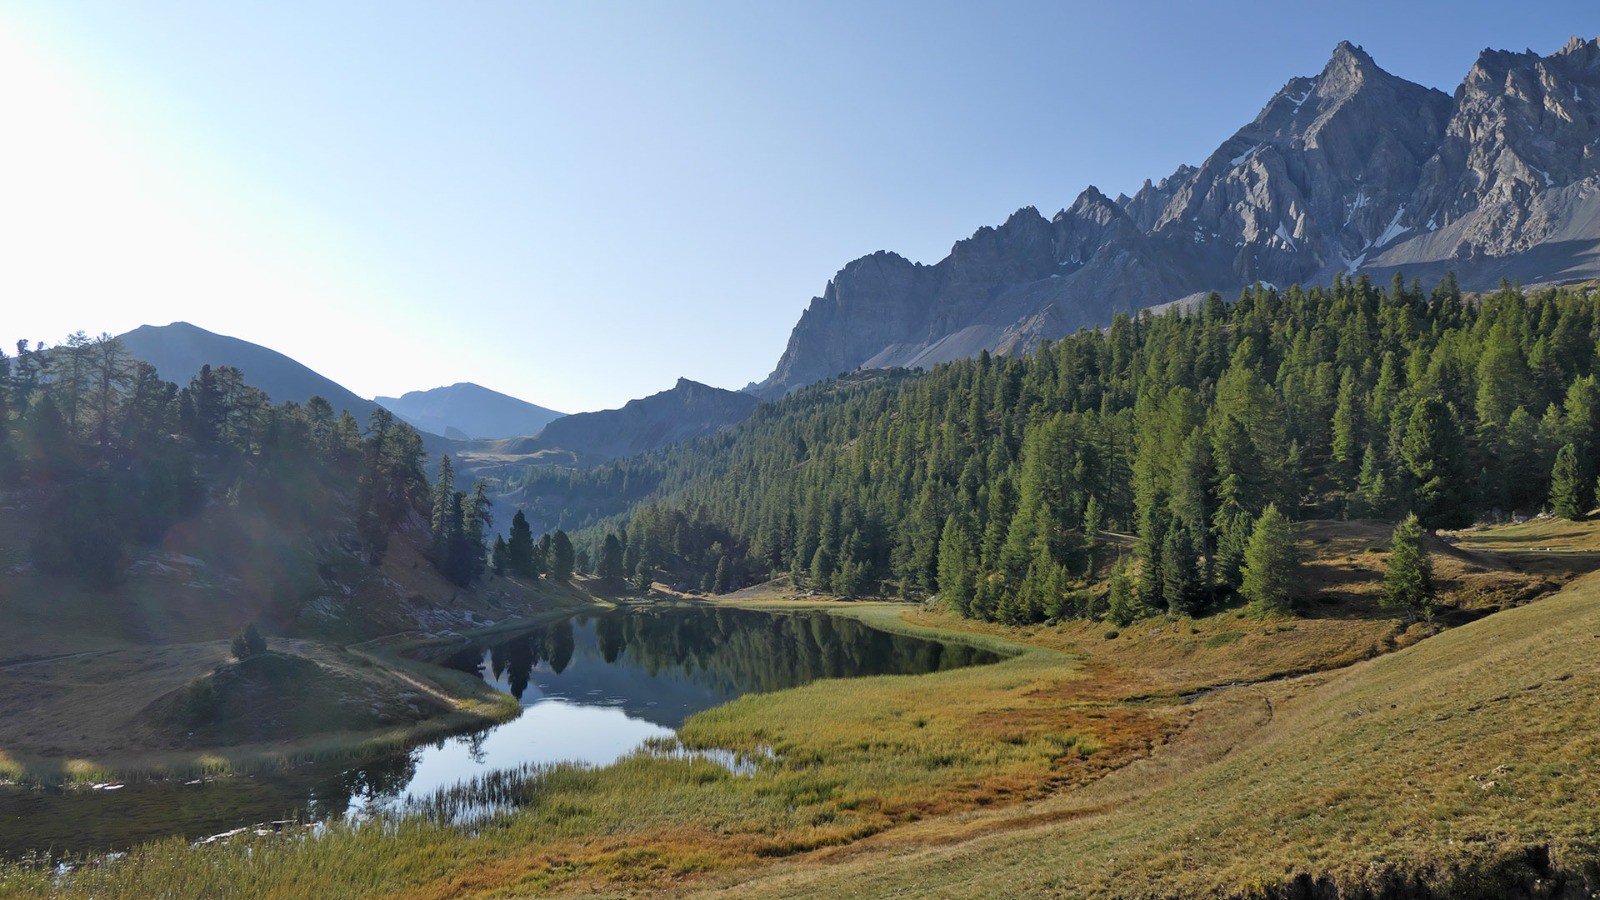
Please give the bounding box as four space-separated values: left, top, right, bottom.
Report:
756 36 1600 398
376 382 565 441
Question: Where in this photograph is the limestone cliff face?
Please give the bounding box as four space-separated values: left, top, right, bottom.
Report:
1394 37 1600 269
756 37 1600 399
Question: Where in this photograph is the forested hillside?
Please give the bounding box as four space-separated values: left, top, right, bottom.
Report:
530 274 1600 624
0 332 436 586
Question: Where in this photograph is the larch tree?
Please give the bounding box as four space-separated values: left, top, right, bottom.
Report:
549 530 575 582
598 533 626 579
1240 503 1298 616
506 510 536 577
1382 513 1436 621
1550 443 1587 520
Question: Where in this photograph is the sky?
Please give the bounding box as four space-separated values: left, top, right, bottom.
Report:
2 2 1599 413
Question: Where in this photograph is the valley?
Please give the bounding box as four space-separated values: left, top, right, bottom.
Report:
9 17 1600 898
6 515 1598 896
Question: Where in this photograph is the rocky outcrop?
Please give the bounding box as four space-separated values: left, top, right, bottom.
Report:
1374 36 1600 282
755 36 1600 398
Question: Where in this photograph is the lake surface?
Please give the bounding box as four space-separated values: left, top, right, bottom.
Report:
0 606 1000 858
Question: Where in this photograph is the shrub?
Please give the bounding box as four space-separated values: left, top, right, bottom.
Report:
181 677 217 724
231 623 268 659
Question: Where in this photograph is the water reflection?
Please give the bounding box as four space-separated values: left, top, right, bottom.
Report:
440 607 1000 729
1 607 1000 858
345 608 1000 810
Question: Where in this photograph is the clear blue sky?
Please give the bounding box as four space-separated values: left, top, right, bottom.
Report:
2 2 1597 412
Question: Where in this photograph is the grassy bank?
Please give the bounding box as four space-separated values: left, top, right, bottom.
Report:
699 572 1600 898
7 520 1600 896
0 612 1148 897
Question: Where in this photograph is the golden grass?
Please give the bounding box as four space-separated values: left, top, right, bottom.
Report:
695 569 1600 898
9 519 1600 897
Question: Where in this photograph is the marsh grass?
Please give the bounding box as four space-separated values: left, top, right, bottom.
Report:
11 522 1600 897
4 615 1163 898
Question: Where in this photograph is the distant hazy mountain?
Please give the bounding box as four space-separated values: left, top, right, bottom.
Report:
755 36 1600 397
119 322 384 421
376 383 564 441
458 378 757 469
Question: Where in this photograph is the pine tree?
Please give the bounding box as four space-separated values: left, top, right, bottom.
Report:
536 533 553 575
1106 558 1139 626
1240 503 1298 616
231 623 267 659
1330 369 1365 481
491 535 509 575
809 545 834 591
1474 322 1532 432
430 455 458 558
549 530 575 581
1082 495 1103 547
1400 399 1470 529
1212 508 1255 591
1501 407 1543 512
1160 520 1204 616
507 510 536 577
598 533 625 579
1383 513 1435 621
464 480 493 582
1550 443 1587 520
936 515 976 615
1352 444 1393 519
836 555 867 598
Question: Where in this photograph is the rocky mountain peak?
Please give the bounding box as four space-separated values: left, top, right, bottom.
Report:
1003 205 1046 227
1070 185 1114 208
1062 186 1128 228
670 377 727 396
1322 40 1380 82
754 34 1600 399
1409 36 1600 257
1558 34 1598 57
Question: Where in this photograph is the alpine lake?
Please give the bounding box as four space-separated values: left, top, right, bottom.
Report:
0 606 1001 860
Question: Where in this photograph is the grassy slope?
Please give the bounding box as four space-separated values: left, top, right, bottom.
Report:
698 568 1600 898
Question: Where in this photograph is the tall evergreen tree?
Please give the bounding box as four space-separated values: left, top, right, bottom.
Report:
598 533 626 579
491 535 509 575
1400 399 1470 529
1352 444 1394 519
1330 370 1365 481
430 455 459 558
1550 443 1587 520
936 515 976 615
1106 558 1139 627
1159 520 1205 616
507 510 537 577
1383 513 1435 621
1240 503 1298 616
549 530 575 582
